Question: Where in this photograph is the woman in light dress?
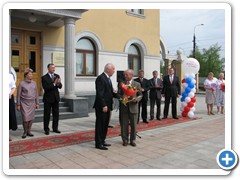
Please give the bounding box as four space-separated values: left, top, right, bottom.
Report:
17 68 39 138
215 73 225 114
204 72 217 115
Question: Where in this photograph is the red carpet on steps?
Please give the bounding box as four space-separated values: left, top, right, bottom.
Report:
9 117 200 157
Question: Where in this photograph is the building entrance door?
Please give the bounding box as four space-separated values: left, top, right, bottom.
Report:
11 29 42 95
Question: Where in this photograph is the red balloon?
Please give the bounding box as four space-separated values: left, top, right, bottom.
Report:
182 79 186 83
188 102 194 108
191 97 196 103
182 111 187 117
184 106 190 113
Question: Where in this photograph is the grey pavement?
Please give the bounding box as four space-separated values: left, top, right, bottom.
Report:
9 94 225 171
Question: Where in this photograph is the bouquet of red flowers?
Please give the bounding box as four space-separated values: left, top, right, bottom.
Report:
120 82 138 106
220 83 225 92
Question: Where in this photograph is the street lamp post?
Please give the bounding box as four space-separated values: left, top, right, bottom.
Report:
193 24 204 58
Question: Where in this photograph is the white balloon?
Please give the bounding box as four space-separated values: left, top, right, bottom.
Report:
190 107 196 112
188 111 195 118
185 97 191 103
189 73 195 79
182 83 188 88
192 79 196 84
182 58 200 74
182 87 185 92
181 102 187 107
188 92 195 98
184 73 189 78
191 88 196 93
180 106 184 112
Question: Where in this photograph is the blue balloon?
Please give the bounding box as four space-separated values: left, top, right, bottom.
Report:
186 77 192 84
185 87 191 93
182 92 188 98
188 82 194 89
181 97 185 102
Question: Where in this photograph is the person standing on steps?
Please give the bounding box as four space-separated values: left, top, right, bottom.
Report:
41 63 62 135
9 72 18 141
17 68 39 138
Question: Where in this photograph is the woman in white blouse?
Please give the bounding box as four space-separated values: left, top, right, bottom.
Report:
215 73 225 114
204 72 217 115
9 73 18 141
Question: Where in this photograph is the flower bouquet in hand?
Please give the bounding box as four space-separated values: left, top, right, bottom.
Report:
210 83 217 92
120 82 138 106
220 83 225 92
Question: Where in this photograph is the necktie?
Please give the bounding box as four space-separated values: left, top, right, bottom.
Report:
108 78 112 87
51 74 55 82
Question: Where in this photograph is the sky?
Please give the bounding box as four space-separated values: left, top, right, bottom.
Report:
160 9 225 59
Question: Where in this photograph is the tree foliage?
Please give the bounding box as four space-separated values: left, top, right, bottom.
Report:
191 44 225 77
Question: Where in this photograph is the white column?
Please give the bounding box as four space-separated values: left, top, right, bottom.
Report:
63 17 76 99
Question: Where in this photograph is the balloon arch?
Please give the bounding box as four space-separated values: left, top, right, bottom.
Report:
180 58 200 118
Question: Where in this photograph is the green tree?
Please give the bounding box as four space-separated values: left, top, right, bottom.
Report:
193 44 225 77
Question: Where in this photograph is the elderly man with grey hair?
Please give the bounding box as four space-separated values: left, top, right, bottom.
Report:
93 63 119 150
119 69 142 147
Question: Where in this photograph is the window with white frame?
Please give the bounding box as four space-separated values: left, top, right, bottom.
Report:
76 38 96 76
131 9 144 15
126 9 145 18
128 44 141 76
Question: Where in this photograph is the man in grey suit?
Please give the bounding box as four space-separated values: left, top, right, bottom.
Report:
119 69 142 147
149 70 163 120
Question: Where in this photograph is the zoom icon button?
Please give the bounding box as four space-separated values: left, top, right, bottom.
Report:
217 149 238 170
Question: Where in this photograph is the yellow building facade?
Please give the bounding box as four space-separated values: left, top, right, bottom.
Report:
10 9 161 96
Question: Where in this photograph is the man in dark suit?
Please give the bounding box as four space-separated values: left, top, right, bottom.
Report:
162 68 181 119
134 70 149 123
41 63 62 135
93 63 119 150
149 70 163 120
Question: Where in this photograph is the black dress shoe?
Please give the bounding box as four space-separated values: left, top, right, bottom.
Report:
122 142 128 146
108 125 114 128
149 116 154 120
96 145 108 150
143 121 149 124
157 118 161 120
103 143 111 147
45 131 49 135
173 117 179 119
130 142 136 147
53 130 61 133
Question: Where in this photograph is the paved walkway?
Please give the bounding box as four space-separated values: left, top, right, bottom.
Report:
9 94 225 172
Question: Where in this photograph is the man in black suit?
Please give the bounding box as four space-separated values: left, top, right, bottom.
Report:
41 63 62 135
93 63 119 150
162 68 181 119
149 70 163 120
134 70 149 123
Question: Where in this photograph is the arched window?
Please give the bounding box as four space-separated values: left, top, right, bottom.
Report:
128 44 141 76
76 38 96 76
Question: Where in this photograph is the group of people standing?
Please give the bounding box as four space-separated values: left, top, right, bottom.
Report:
94 64 181 150
9 64 62 140
204 72 225 115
